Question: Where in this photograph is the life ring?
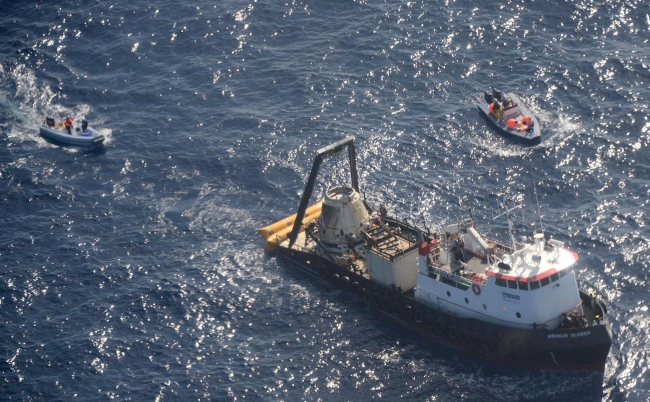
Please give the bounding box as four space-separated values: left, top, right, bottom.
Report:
472 283 481 295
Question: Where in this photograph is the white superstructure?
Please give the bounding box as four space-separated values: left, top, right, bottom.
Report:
415 199 584 330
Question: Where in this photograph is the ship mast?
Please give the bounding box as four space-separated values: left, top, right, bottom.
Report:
493 196 523 252
533 182 544 235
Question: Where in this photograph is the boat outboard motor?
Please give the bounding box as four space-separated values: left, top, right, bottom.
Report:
484 91 494 104
492 89 502 102
82 120 88 132
46 117 55 127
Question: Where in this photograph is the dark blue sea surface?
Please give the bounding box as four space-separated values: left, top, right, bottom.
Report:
1 0 648 400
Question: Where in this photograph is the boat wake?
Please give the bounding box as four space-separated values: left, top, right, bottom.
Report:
533 105 582 149
0 62 109 147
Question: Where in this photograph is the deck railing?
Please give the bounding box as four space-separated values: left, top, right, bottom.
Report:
427 265 485 287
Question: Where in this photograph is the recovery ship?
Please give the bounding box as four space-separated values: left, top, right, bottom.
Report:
257 136 612 372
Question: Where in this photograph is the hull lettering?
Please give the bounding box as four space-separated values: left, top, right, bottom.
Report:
548 330 591 339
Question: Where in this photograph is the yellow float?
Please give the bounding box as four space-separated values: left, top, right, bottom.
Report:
257 202 322 251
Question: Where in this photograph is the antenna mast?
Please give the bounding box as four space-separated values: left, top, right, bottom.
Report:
493 196 522 251
533 182 544 234
463 193 474 223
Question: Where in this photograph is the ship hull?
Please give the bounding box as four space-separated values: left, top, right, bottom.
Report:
261 136 611 373
277 245 612 373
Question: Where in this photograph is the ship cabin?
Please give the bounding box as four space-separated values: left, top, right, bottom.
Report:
416 228 584 330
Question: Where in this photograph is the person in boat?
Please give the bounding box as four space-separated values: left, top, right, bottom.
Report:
81 119 88 134
45 116 56 127
491 101 503 121
527 120 535 133
516 115 531 131
516 119 527 132
64 117 74 134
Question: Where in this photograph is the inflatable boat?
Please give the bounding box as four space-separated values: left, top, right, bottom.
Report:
477 89 541 143
40 117 105 146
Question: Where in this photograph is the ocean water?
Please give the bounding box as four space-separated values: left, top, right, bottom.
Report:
0 0 648 400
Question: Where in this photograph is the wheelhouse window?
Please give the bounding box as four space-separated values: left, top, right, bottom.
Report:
540 277 550 287
530 281 540 290
518 281 529 290
507 280 517 289
550 273 559 282
495 278 507 287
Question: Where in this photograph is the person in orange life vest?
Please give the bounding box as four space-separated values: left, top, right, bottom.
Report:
521 115 531 126
516 118 527 132
507 118 516 129
64 117 74 134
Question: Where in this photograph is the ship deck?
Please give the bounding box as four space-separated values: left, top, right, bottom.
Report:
283 220 419 283
448 254 489 275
